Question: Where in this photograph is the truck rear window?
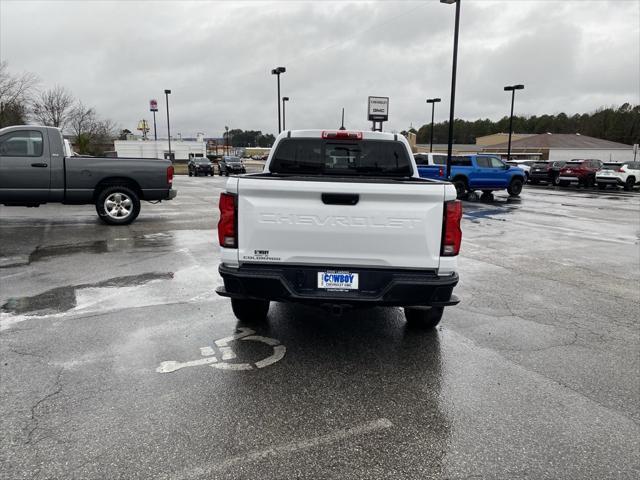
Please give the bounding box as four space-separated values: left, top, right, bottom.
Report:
269 139 413 177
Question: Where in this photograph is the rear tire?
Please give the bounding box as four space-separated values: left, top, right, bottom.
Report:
231 298 270 323
453 178 468 199
404 306 444 329
552 174 561 186
584 175 595 188
507 178 523 197
95 185 140 225
624 177 635 191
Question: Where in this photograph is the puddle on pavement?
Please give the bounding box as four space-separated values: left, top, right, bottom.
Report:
1 272 174 316
0 234 175 269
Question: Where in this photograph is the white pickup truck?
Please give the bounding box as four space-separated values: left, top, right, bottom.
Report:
215 129 462 328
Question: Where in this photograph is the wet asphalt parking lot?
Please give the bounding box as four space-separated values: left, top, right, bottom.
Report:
1 176 639 479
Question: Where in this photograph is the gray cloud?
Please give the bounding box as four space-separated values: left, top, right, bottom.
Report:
1 0 638 137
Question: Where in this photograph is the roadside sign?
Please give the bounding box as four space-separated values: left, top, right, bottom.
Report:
150 99 158 112
368 96 389 121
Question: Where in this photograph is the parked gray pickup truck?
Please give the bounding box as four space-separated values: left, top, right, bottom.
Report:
0 125 176 225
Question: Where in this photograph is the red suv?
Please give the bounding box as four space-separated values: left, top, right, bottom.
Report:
557 159 603 187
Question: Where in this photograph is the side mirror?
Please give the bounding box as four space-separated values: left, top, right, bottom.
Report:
504 164 510 169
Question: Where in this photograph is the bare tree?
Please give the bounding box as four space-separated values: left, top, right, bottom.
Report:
31 85 75 129
70 102 119 155
69 101 97 138
0 61 39 127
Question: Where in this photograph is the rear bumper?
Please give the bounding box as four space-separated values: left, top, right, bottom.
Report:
529 172 552 181
596 176 623 185
558 176 581 183
142 188 177 201
216 263 460 307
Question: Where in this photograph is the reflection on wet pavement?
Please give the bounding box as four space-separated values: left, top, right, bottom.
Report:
1 272 173 316
0 233 175 269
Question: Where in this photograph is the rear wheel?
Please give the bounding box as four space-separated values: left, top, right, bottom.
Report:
95 185 140 225
231 299 270 323
552 174 561 186
453 178 468 199
404 306 444 329
624 177 635 191
584 175 595 188
507 178 523 197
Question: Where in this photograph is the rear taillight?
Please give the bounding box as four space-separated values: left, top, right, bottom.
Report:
439 167 444 177
218 193 237 248
321 130 363 140
618 167 625 172
441 200 462 256
167 165 174 186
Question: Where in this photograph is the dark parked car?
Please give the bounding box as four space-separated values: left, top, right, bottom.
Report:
529 160 568 185
188 157 213 176
218 156 246 176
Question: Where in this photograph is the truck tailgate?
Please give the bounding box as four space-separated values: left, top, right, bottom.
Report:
235 177 445 270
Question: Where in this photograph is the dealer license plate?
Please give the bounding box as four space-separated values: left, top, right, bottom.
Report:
318 271 359 290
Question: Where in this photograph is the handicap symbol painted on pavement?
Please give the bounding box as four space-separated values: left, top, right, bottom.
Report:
156 328 286 373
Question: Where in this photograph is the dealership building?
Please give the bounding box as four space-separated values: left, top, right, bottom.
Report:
480 133 635 162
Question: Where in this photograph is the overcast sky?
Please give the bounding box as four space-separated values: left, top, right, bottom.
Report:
1 0 638 138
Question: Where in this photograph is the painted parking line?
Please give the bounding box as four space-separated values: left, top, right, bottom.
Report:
170 418 394 479
156 328 286 373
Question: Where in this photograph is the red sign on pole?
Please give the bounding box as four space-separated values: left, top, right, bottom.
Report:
150 99 158 112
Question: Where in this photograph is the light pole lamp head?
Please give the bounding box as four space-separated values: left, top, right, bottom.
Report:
426 98 442 103
504 84 525 91
440 0 457 4
283 96 289 102
164 89 171 95
272 66 286 75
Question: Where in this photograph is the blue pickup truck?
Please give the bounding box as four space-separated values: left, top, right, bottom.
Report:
417 154 526 198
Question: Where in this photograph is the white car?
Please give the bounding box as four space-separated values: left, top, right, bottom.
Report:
596 162 640 191
414 152 448 166
216 129 462 329
506 160 537 182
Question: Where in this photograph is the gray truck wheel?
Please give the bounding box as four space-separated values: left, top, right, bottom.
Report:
231 298 270 323
96 185 140 225
404 306 444 329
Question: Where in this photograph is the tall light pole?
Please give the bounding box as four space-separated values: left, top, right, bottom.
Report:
426 98 441 153
164 89 172 159
441 0 461 179
225 125 229 156
504 84 525 161
282 97 289 130
271 66 286 134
